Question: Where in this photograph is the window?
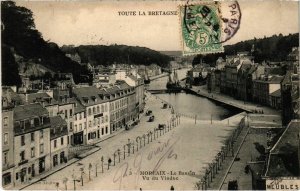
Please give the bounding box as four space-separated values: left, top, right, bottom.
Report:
20 151 25 161
105 126 108 134
31 147 35 158
31 133 34 142
4 133 8 145
97 106 100 113
89 121 91 127
70 122 73 130
75 114 77 121
40 144 44 154
105 116 108 122
83 112 86 118
101 105 104 113
70 109 73 117
3 152 8 164
79 113 82 120
84 122 87 129
93 107 96 114
40 130 44 139
54 140 57 148
75 125 78 131
21 135 25 146
101 128 104 135
30 119 34 127
3 117 8 127
79 124 82 131
61 137 64 145
65 110 68 118
88 108 92 115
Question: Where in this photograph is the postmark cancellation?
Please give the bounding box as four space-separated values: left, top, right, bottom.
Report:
179 2 224 56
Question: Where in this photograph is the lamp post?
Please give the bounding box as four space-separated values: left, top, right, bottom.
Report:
101 156 104 173
80 167 84 186
147 133 150 144
123 145 126 159
132 143 135 154
150 131 153 142
63 177 68 191
88 163 92 181
143 134 146 146
117 149 121 163
95 163 98 177
113 152 116 166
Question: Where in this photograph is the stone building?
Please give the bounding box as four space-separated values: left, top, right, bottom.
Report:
281 72 300 126
13 103 51 185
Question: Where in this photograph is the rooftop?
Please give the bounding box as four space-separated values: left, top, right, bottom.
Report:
265 120 300 177
13 103 48 121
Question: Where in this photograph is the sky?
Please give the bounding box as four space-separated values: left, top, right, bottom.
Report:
17 0 299 51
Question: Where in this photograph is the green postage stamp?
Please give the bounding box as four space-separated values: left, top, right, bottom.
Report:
179 3 224 56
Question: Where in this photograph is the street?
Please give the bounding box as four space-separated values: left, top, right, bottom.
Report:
24 92 245 190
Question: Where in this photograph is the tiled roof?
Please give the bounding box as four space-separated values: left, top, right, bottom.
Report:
72 86 109 106
270 89 281 97
265 120 300 177
50 116 67 127
50 116 68 139
74 100 86 114
13 103 48 121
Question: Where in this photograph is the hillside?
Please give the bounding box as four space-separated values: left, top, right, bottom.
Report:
192 33 299 66
61 45 172 68
1 1 90 86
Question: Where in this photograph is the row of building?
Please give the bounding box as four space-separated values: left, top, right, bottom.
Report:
206 48 299 126
2 70 145 188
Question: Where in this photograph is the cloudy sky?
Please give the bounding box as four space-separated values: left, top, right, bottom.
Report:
17 0 299 51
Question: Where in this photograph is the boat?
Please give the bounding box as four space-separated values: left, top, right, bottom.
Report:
166 69 182 93
144 68 151 84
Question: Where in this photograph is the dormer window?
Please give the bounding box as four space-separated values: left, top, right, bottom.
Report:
83 97 89 104
91 96 97 102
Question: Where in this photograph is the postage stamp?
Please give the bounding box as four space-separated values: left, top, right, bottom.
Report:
179 2 224 56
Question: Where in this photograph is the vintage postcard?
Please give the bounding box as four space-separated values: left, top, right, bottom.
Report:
1 0 299 190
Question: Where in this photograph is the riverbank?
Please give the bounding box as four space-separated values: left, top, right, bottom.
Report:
186 86 280 115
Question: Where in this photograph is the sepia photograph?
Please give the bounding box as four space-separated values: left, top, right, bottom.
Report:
1 0 299 190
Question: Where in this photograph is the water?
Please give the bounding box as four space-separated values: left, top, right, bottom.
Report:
156 93 240 120
149 68 241 120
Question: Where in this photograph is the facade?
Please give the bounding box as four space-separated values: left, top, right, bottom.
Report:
281 72 300 126
72 86 110 144
49 116 69 168
2 107 15 187
73 101 87 145
269 89 281 109
13 103 51 185
253 75 284 106
107 82 136 132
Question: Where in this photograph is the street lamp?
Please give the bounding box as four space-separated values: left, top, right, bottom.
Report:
88 163 92 181
123 145 126 159
117 149 121 163
79 167 84 186
101 156 104 173
147 133 150 144
149 131 153 142
143 134 146 146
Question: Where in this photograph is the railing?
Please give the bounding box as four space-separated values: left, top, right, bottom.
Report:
195 117 246 190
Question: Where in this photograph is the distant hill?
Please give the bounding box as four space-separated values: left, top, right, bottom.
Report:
1 1 90 86
159 51 182 57
192 33 299 66
61 45 172 68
